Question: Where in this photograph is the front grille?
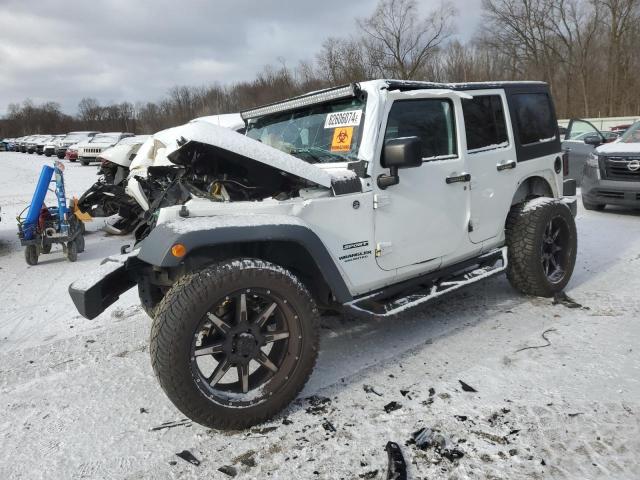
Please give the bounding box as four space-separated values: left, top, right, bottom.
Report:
603 156 640 181
597 190 624 199
82 148 103 154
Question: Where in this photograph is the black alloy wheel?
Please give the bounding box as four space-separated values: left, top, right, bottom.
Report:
190 289 301 407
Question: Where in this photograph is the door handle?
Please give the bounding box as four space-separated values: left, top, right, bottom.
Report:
497 160 516 171
446 173 471 184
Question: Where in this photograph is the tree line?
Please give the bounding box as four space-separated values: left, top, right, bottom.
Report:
2 0 639 137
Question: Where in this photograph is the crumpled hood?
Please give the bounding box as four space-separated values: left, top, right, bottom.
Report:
100 143 139 167
164 122 333 188
596 141 640 156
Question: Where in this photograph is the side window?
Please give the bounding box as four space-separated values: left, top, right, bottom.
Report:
462 95 508 151
384 99 457 159
512 93 557 145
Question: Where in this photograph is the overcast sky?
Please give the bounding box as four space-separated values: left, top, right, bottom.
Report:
0 0 482 115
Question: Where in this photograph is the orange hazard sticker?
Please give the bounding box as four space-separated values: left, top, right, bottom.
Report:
331 127 353 152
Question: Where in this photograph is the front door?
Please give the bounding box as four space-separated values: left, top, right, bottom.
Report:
374 93 470 271
562 119 603 185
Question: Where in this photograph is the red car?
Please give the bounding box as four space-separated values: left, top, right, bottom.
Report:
65 147 78 162
611 124 632 135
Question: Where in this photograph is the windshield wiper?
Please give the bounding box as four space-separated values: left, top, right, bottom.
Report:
290 146 351 163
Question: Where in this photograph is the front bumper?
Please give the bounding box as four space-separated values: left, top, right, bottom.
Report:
69 251 139 319
582 165 640 207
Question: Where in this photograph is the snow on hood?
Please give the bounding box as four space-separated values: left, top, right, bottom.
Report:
165 122 333 188
596 141 640 155
190 113 244 131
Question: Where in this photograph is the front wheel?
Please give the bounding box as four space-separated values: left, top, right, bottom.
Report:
150 259 319 430
506 198 577 297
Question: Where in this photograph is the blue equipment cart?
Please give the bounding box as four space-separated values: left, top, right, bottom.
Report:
17 161 85 265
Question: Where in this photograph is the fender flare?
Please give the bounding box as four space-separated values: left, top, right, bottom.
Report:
137 219 353 303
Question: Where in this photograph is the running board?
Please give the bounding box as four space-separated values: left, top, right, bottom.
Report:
344 247 508 318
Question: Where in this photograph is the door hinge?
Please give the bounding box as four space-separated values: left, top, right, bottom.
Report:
373 194 390 209
375 242 393 257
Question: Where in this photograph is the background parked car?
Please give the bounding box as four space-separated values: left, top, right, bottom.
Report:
611 124 632 135
19 136 35 153
26 135 50 154
43 135 66 157
582 120 640 211
65 145 79 162
57 131 101 159
562 119 618 185
35 135 56 155
77 132 134 165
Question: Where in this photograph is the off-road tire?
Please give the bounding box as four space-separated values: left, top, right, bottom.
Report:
506 197 577 297
45 153 52 157
582 198 605 211
66 241 78 262
150 259 320 430
75 234 85 253
25 245 38 265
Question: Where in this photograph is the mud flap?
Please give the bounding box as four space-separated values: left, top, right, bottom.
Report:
68 258 137 320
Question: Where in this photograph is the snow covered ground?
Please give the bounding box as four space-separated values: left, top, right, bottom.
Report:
0 151 639 479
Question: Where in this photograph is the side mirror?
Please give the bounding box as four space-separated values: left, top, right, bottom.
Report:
583 134 602 146
378 136 422 189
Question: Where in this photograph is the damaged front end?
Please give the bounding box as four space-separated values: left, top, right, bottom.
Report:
70 91 370 319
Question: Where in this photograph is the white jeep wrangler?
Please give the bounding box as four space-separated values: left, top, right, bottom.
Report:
69 79 578 430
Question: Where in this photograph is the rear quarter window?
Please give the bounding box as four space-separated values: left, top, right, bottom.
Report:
512 93 557 145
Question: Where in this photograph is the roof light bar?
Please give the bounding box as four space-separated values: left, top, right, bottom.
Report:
241 84 359 120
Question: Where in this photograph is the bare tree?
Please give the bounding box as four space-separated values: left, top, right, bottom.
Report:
359 0 457 79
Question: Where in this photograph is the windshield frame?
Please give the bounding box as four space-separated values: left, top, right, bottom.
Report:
245 95 367 164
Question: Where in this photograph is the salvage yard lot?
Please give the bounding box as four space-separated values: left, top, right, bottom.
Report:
0 152 639 479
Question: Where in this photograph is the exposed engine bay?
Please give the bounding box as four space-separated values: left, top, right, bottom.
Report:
77 122 364 242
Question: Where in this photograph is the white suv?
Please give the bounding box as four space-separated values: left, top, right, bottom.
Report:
70 79 577 430
77 132 134 165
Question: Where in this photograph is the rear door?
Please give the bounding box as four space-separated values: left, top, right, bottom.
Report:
462 91 515 243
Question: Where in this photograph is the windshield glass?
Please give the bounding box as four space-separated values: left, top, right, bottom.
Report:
246 97 366 163
64 134 88 143
619 122 640 143
91 134 119 143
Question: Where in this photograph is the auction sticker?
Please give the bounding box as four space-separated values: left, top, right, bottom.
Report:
324 110 362 129
331 127 354 152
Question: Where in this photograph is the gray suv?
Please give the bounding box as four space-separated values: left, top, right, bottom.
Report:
582 121 640 210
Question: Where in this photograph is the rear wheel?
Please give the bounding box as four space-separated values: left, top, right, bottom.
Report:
506 198 577 297
582 198 605 211
25 245 38 265
150 259 319 430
